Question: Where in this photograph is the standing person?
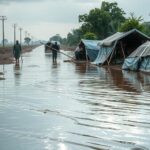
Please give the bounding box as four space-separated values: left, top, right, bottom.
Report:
52 42 60 63
13 40 22 65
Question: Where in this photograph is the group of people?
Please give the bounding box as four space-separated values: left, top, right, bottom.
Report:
13 40 60 65
45 41 60 63
51 42 60 63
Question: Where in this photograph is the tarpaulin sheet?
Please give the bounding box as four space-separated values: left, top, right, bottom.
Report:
92 46 113 65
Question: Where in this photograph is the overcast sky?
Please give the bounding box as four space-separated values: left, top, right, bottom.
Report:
0 0 150 42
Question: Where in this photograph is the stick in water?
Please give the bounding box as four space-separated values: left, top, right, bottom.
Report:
42 42 75 61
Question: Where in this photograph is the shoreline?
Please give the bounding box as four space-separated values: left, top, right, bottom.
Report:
0 45 40 65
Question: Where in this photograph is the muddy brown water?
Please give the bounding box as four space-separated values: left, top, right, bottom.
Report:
0 46 150 150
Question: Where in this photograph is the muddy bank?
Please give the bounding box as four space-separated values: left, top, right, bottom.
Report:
0 45 40 64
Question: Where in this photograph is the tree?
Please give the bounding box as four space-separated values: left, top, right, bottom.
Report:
119 13 144 32
1 39 8 45
66 29 82 46
24 37 31 45
79 1 126 39
50 34 62 43
142 22 150 36
61 38 67 45
83 32 97 40
101 1 125 32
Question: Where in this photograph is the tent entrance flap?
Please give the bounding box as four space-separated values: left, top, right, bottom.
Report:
92 46 113 65
86 48 99 62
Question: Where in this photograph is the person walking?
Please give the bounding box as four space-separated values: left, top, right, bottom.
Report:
13 40 22 65
52 42 60 63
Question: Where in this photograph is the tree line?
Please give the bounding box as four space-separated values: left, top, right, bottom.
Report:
50 1 150 46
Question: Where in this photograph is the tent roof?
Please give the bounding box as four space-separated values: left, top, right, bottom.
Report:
99 29 150 47
128 41 150 57
81 39 100 50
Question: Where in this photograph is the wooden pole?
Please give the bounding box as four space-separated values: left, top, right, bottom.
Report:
42 43 75 60
120 42 125 59
108 41 118 65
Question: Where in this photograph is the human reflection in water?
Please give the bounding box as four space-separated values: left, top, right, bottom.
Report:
52 61 57 66
13 64 22 86
52 61 60 69
14 64 21 76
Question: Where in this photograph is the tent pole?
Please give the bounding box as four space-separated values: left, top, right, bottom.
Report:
108 49 114 65
121 42 125 59
85 50 88 62
108 41 117 65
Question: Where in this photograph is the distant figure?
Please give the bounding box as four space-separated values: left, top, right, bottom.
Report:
45 41 52 53
52 42 60 63
13 40 22 65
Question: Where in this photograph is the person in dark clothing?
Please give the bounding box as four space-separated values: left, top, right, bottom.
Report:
52 42 60 63
13 40 22 65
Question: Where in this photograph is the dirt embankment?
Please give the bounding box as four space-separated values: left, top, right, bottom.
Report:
0 45 40 64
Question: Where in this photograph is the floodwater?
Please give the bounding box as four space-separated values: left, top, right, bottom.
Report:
0 46 150 150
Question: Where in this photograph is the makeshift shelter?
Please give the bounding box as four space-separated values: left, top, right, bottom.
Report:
75 39 100 61
122 41 150 72
93 29 150 65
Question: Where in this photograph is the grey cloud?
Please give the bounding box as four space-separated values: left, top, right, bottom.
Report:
0 0 100 4
0 0 43 4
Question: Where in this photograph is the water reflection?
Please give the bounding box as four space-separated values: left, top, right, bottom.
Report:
78 65 150 93
0 47 150 150
75 63 88 74
13 64 22 86
0 65 5 80
98 68 150 93
123 70 150 92
52 62 59 68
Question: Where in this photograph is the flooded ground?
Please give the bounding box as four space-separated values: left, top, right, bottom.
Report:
0 46 150 150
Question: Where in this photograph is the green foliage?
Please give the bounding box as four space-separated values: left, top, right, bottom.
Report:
66 29 82 46
142 22 150 36
83 32 97 40
62 1 149 47
50 34 62 43
119 13 144 32
79 1 125 39
101 1 125 21
61 38 67 45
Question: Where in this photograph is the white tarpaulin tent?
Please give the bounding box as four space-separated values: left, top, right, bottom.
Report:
122 41 150 72
75 39 101 61
93 29 150 65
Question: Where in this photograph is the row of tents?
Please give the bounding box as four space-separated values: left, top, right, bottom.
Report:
75 29 150 72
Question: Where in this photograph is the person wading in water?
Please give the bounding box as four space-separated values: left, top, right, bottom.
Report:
52 42 60 63
13 40 22 65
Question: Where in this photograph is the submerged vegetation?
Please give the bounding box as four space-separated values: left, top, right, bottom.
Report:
50 1 150 47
